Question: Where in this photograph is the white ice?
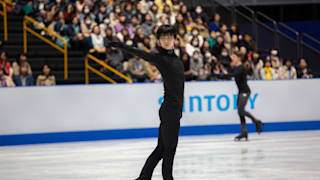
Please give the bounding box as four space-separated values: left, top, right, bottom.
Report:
0 130 320 180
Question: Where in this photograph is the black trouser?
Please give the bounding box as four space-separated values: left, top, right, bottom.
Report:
139 104 181 180
237 92 258 132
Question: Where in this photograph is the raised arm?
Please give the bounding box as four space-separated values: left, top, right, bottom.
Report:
109 42 159 65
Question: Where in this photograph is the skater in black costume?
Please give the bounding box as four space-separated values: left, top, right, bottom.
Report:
110 25 184 180
215 52 263 141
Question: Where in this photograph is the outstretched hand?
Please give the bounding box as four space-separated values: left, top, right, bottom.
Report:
109 41 123 48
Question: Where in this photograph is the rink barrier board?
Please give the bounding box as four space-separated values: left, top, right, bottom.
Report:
1 120 320 146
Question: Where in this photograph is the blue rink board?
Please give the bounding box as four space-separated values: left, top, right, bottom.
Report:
1 120 320 146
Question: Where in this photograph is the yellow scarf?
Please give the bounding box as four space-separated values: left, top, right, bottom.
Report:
264 67 272 80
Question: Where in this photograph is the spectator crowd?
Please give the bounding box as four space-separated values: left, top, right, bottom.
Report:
0 0 315 87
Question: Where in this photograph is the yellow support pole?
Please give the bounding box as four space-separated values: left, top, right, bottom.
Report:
85 56 89 84
3 2 7 41
23 20 27 53
64 40 68 79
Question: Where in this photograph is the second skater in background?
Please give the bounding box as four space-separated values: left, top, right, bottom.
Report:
215 52 264 141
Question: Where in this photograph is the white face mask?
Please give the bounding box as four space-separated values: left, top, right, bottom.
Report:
85 20 91 25
192 41 198 47
196 8 202 14
192 31 199 36
271 50 278 56
205 52 211 58
193 55 200 59
84 9 90 14
115 9 121 13
126 41 133 46
221 52 228 56
104 19 110 24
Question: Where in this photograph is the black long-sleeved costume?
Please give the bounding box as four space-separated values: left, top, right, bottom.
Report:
112 42 185 111
221 64 250 93
110 42 185 180
216 64 258 132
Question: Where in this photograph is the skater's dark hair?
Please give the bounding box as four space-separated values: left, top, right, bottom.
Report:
156 25 176 39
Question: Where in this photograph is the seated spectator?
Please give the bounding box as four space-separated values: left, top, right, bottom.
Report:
260 60 276 80
191 5 209 25
208 31 217 48
68 16 84 50
189 27 204 47
201 40 212 59
23 0 34 16
230 23 240 37
36 64 56 86
13 64 34 86
89 25 106 59
230 34 240 55
124 3 135 23
155 0 173 14
141 13 155 37
190 50 204 80
149 26 159 49
128 56 148 82
279 58 297 79
174 13 185 29
181 52 193 81
64 4 76 25
104 27 120 44
115 13 133 37
176 25 189 48
218 47 231 67
117 28 131 42
179 4 192 24
216 23 231 47
12 53 32 76
193 16 209 39
0 68 15 87
251 51 264 80
186 36 201 57
161 4 176 25
105 47 125 72
0 51 11 76
157 14 169 26
240 33 256 52
81 15 97 38
212 35 225 56
133 27 146 47
130 15 141 33
95 4 108 25
297 58 313 79
209 13 221 32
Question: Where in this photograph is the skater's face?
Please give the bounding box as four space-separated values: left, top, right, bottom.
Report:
159 35 175 50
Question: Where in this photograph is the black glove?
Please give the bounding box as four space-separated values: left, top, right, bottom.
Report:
109 41 124 48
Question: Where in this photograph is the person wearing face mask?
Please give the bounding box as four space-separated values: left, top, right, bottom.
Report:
190 50 204 80
189 27 203 46
191 5 208 24
218 47 231 67
81 15 97 38
186 36 201 57
95 4 108 24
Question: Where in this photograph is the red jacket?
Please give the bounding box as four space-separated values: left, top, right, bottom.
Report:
0 60 11 76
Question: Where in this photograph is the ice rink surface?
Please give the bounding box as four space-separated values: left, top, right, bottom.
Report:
1 130 320 180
